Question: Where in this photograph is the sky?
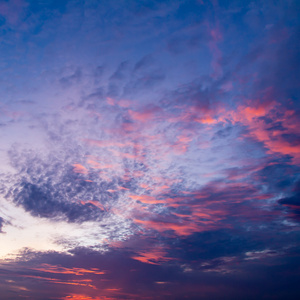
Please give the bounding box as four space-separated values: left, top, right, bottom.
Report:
0 0 299 299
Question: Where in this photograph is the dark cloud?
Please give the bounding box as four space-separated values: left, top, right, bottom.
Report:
265 121 285 131
122 69 165 98
133 54 154 72
59 68 82 88
0 217 4 233
281 133 300 147
213 125 233 139
171 229 261 261
161 79 216 112
1 244 300 300
4 148 111 223
278 180 300 221
255 163 300 193
12 181 103 222
110 61 129 81
84 88 105 102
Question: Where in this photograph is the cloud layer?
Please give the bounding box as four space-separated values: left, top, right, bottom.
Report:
0 0 299 299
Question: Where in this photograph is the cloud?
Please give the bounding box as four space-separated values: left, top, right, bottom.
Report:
278 180 300 222
0 216 4 233
0 142 137 258
110 61 129 81
0 1 299 299
59 68 82 88
1 243 300 300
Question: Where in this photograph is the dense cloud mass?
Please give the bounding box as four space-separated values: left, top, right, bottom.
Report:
6 149 108 222
0 0 299 299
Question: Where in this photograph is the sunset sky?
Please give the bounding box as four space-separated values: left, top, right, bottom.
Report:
0 0 300 299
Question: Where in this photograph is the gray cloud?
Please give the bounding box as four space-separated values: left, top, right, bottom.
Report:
4 147 112 223
0 217 4 233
